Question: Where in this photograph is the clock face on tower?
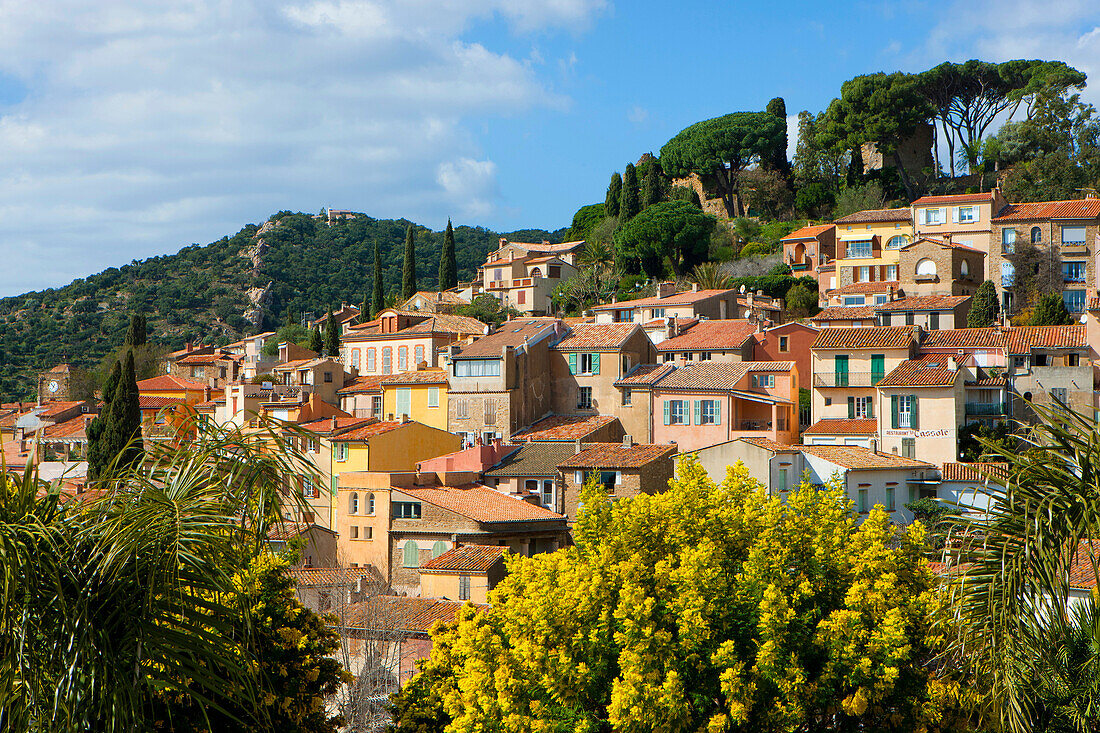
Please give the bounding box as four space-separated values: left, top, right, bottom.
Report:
47 380 59 393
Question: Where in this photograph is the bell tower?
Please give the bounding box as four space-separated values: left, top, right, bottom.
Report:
38 363 73 403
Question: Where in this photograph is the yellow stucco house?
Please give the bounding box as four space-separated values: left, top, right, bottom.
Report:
827 208 914 301
379 370 449 431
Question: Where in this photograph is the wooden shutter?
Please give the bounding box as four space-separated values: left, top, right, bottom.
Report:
848 396 855 419
866 398 874 419
694 400 702 425
910 395 918 430
714 400 721 424
663 400 670 425
591 353 600 374
568 353 577 374
891 395 899 429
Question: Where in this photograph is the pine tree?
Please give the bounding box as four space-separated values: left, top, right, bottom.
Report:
324 310 341 359
371 242 385 319
642 164 662 209
1029 292 1074 326
124 314 147 347
606 172 622 217
402 225 418 300
309 326 323 354
621 163 640 222
438 219 458 291
967 280 1000 327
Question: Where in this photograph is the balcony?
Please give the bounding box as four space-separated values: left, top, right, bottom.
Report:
790 262 808 271
813 372 880 388
965 402 1008 416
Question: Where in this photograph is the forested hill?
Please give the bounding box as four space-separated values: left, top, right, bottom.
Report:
0 211 565 399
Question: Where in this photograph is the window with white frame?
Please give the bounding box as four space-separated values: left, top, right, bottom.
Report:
454 359 501 377
898 395 914 428
334 442 349 462
922 208 944 225
859 266 870 282
700 399 720 424
854 396 873 418
1062 225 1087 244
351 349 360 369
752 373 775 388
958 206 977 223
541 479 554 509
847 240 872 258
427 387 439 408
577 387 593 410
366 348 376 372
843 296 866 306
668 399 688 425
371 395 382 417
1002 228 1016 253
916 259 937 278
886 235 907 249
579 353 595 374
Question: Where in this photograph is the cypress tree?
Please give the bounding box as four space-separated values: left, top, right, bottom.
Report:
87 360 123 481
642 164 661 209
324 310 341 358
606 172 622 217
621 163 640 222
371 242 385 319
1029 292 1073 326
309 326 323 354
124 314 147 347
401 225 418 300
967 280 999 327
765 97 792 177
102 351 143 475
438 219 458 291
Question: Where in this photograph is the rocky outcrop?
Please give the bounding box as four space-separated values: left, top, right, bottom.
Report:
241 219 277 274
243 281 274 329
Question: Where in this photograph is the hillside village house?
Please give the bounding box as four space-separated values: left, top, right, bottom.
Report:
874 354 967 466
556 439 677 525
751 322 819 392
341 309 487 375
271 357 352 406
482 441 578 512
989 198 1100 315
911 189 1007 253
419 545 509 604
897 237 985 298
654 320 758 365
170 349 243 388
828 207 914 293
810 295 971 331
510 414 625 444
334 370 450 430
780 223 835 284
824 281 901 308
214 384 348 428
478 238 584 315
592 283 741 327
222 331 277 380
399 290 470 314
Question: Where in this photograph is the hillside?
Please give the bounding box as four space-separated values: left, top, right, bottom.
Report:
0 211 565 400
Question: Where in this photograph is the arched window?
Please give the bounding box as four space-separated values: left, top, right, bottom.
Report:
382 347 392 374
916 259 937 278
530 267 543 278
349 492 359 515
351 349 360 369
960 260 969 278
366 348 376 372
1031 226 1042 244
398 346 408 371
403 540 419 568
368 493 376 515
414 345 425 366
432 541 449 558
886 235 908 249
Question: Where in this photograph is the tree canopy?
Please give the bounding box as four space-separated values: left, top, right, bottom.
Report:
613 200 716 277
967 280 999 327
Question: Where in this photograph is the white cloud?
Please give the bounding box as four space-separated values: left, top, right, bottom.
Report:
627 105 648 124
0 0 604 295
786 114 799 164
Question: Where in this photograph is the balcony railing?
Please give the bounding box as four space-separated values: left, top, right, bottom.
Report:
965 402 1008 416
813 372 880 388
790 262 808 271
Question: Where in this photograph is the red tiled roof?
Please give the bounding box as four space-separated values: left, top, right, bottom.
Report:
738 436 800 452
797 445 934 470
380 371 448 386
810 305 877 322
992 199 1100 222
511 414 617 442
297 416 377 435
802 418 878 435
1088 295 1100 312
333 421 404 441
137 375 207 392
37 401 86 418
642 316 698 330
833 207 912 224
902 237 983 253
826 281 901 296
876 354 961 388
614 363 675 386
288 566 380 585
524 255 567 264
558 443 677 469
266 521 333 541
940 462 1009 482
591 289 733 311
553 323 639 351
41 416 88 440
176 353 225 365
400 484 565 523
336 375 387 394
655 320 757 351
421 545 508 573
913 192 994 205
139 395 185 410
781 223 834 241
1067 542 1100 590
921 327 1004 349
812 326 916 350
876 295 970 312
455 319 560 358
654 362 793 391
507 239 585 253
341 596 484 633
1005 325 1086 353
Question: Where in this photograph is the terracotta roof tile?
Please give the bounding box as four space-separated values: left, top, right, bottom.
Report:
802 418 878 435
41 416 88 440
340 596 484 634
333 421 404 441
655 320 757 351
876 295 970 312
505 239 585 253
558 443 676 469
737 436 800 452
877 354 962 388
797 444 934 470
1066 542 1100 590
992 199 1100 222
553 323 639 351
483 443 574 478
614 363 675 386
36 401 86 418
833 207 912 224
454 319 561 358
137 375 207 392
380 370 449 386
400 484 565 523
139 395 186 410
940 462 1009 482
901 237 983 253
336 375 387 394
591 289 733 311
654 362 793 391
266 521 332 541
920 327 1004 349
812 326 916 350
810 305 877 322
421 545 508 573
912 192 994 205
781 223 834 241
297 416 378 435
511 415 618 442
1004 325 1086 353
642 316 698 330
288 566 380 585
827 281 901 296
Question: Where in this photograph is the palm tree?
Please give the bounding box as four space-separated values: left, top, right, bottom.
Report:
0 415 324 731
691 262 731 291
943 401 1100 733
577 238 614 270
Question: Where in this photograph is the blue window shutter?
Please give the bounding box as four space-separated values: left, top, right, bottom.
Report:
591 352 600 374
568 353 577 374
715 400 721 424
663 400 670 425
693 400 701 425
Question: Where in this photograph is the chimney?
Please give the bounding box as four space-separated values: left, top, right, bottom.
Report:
870 437 878 454
499 237 507 248
947 356 957 371
574 438 582 454
666 315 676 341
691 282 699 293
622 434 634 448
401 413 411 424
185 341 193 353
204 385 212 402
657 281 676 299
943 232 952 245
330 416 338 432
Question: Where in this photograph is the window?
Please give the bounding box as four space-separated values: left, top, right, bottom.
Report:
578 352 600 374
309 437 318 452
1052 388 1068 406
886 264 898 281
1035 354 1049 367
843 296 866 306
393 502 422 519
432 541 448 558
493 268 503 281
382 347 392 374
454 359 502 377
302 477 319 499
1031 226 1042 244
459 575 471 600
190 365 204 378
414 345 425 366
834 354 849 387
651 308 665 319
456 398 468 418
351 349 360 369
778 468 788 493
847 239 872 258
403 541 419 568
483 397 497 424
858 489 868 513
1064 261 1086 282
886 486 895 511
334 442 349 462
541 479 554 509
663 352 675 362
752 374 775 388
350 526 358 539
1067 353 1080 367
960 260 969 278
1062 225 1087 244
323 371 333 383
666 399 688 425
905 311 914 326
895 395 915 429
902 438 916 459
929 311 939 330
922 207 944 225
1064 290 1087 312
779 336 789 352
615 309 632 322
700 399 721 425
577 387 593 410
349 492 359 514
698 352 712 361
368 493 376 515
916 258 937 278
371 395 382 417
367 348 376 372
366 526 373 539
517 290 526 305
428 387 439 408
1002 228 1016 253
886 235 907 249
850 396 874 419
958 206 977 223
622 389 632 406
1013 356 1028 370
880 312 892 326
398 346 408 371
396 387 411 418
859 266 871 282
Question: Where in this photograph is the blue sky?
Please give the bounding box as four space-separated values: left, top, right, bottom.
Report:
0 0 1098 296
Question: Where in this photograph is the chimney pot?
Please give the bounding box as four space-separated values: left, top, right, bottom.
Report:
330 416 337 432
574 438 582 454
622 434 633 448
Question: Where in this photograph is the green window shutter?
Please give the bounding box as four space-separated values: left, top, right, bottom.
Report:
871 354 884 384
867 398 874 419
891 395 899 429
847 396 855 419
694 400 702 425
715 400 721 424
568 353 577 374
591 353 600 374
663 400 670 425
910 395 918 430
330 476 337 493
835 355 849 387
403 541 419 568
